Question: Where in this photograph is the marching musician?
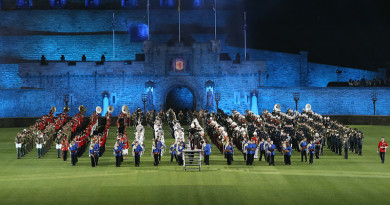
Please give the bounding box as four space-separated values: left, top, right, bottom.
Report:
36 132 44 158
308 140 315 164
225 142 234 165
152 140 160 166
177 141 184 166
203 139 212 166
70 140 78 166
267 141 276 166
55 134 62 158
246 139 256 166
259 138 266 161
299 137 308 162
169 141 177 163
114 140 123 167
61 137 69 161
133 141 143 167
283 142 292 165
15 133 23 159
378 137 388 163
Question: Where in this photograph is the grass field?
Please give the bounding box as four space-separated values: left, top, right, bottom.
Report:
0 125 390 205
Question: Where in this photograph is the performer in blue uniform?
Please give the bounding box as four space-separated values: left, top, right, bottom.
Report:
259 138 265 161
169 141 177 163
308 140 315 164
70 141 78 166
177 143 184 166
225 142 234 165
300 138 308 162
133 141 143 167
283 142 292 165
203 140 212 166
153 141 160 166
267 141 276 166
114 140 123 167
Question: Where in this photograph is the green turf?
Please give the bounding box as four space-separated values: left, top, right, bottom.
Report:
0 125 390 205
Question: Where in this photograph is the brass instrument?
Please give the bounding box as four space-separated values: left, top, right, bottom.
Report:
96 106 102 114
107 105 114 113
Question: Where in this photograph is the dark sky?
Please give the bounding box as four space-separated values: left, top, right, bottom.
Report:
229 0 390 70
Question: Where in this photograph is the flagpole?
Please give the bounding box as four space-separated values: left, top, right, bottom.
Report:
178 0 181 43
244 11 247 61
214 0 217 40
147 0 150 40
112 12 115 61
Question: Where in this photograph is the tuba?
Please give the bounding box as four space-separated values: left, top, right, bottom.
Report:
96 106 102 114
78 105 87 114
107 105 114 113
274 104 281 112
305 104 311 111
63 106 70 113
50 106 56 114
122 105 129 114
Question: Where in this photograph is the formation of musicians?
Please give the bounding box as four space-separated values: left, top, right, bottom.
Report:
15 103 372 167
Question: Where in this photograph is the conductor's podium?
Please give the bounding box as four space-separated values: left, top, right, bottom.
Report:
182 149 202 172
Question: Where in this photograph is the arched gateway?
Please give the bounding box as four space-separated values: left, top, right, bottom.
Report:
165 85 196 112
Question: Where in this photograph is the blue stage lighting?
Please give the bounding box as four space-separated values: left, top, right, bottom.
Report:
129 23 149 42
192 0 204 8
160 0 175 8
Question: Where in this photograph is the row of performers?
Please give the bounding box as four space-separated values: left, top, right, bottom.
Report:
205 107 364 165
64 107 112 166
14 106 68 159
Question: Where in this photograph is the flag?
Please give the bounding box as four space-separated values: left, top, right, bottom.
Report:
178 0 180 13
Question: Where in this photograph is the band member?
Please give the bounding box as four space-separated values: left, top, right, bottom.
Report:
267 141 276 166
70 141 78 166
177 142 184 166
152 141 160 166
378 137 388 163
36 133 44 158
61 138 69 161
246 139 256 166
300 138 307 162
203 140 212 166
114 140 123 167
283 142 292 165
169 141 177 163
259 138 266 161
15 133 23 159
91 140 100 167
308 140 315 164
133 141 143 167
225 142 234 165
55 135 62 158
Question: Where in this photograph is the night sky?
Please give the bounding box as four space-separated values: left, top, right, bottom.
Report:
228 0 390 70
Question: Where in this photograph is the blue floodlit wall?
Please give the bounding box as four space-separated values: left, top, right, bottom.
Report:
0 8 389 118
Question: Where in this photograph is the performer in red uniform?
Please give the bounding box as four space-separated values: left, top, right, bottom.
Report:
378 137 388 163
61 138 69 161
